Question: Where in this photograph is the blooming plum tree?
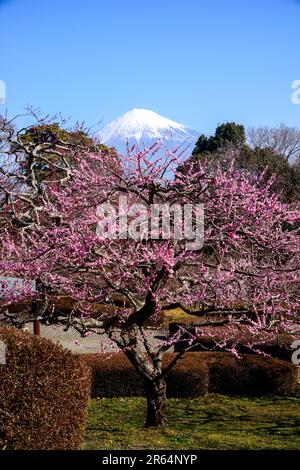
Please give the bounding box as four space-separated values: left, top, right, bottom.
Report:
0 138 299 427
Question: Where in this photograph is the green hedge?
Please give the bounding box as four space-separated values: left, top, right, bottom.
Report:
83 351 297 398
0 325 91 450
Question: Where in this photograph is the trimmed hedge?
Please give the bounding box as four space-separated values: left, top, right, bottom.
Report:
0 325 91 450
205 352 297 396
83 351 297 398
84 353 209 398
85 353 144 398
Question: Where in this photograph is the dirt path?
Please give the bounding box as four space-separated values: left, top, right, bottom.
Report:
25 323 170 354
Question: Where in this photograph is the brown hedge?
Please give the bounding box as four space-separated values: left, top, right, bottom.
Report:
0 325 91 450
83 351 297 398
206 352 297 396
84 353 209 398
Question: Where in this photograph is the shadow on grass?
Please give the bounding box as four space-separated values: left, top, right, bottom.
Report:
84 394 300 450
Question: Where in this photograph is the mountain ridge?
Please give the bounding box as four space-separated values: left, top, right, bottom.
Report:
98 108 199 153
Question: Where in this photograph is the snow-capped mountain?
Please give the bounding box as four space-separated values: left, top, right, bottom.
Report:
98 108 199 154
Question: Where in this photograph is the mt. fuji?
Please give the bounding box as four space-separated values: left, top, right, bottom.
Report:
98 108 200 154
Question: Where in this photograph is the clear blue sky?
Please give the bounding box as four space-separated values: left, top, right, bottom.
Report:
1 0 300 134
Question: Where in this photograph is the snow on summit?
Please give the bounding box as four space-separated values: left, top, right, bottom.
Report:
98 108 199 152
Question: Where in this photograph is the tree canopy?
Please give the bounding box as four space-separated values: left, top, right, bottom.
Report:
1 140 299 427
189 122 300 202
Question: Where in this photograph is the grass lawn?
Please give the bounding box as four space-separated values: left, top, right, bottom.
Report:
85 394 300 450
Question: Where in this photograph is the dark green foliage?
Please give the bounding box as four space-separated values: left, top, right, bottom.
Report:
237 146 300 202
20 123 93 147
18 123 118 185
215 122 246 146
188 121 300 202
0 325 91 450
192 122 246 156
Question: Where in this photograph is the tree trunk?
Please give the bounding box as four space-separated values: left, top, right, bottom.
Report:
144 377 167 427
